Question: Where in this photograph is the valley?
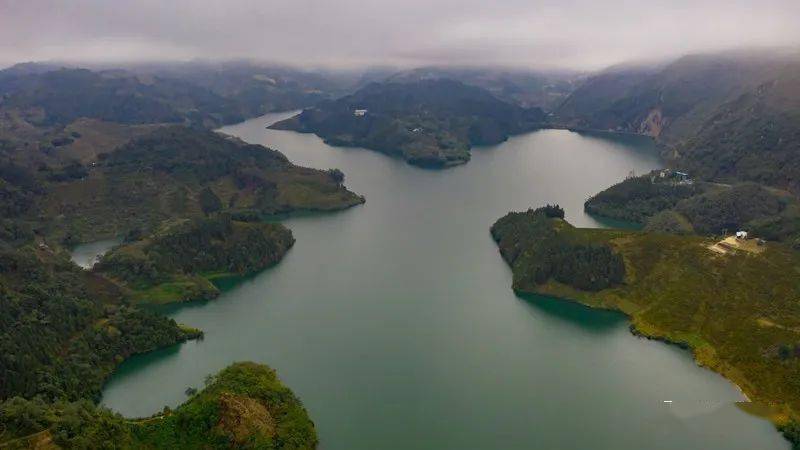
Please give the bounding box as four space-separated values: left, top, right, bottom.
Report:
1 47 800 449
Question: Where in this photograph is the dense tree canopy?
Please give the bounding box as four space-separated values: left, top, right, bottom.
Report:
271 79 547 168
491 206 625 292
0 247 196 402
584 172 701 224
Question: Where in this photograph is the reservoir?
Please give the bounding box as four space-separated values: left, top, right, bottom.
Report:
99 112 788 449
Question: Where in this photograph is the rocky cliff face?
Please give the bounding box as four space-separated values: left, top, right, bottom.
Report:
637 108 664 137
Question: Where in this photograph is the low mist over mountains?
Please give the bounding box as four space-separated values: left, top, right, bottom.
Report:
0 61 354 128
555 49 800 193
3 48 800 186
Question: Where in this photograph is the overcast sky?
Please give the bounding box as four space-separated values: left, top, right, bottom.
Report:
1 0 799 71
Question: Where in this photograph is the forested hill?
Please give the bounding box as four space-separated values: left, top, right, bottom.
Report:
555 50 800 193
5 125 363 245
0 62 348 128
585 174 800 247
0 245 198 402
555 51 795 142
490 205 625 292
0 362 317 449
0 67 242 127
271 79 547 168
676 63 800 192
96 215 296 304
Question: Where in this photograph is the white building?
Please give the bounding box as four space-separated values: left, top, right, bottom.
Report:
736 231 748 240
354 109 367 117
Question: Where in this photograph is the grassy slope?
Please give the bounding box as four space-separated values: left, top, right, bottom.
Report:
38 126 363 244
61 119 164 163
493 213 800 425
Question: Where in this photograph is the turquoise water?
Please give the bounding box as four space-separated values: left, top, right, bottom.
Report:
99 112 788 449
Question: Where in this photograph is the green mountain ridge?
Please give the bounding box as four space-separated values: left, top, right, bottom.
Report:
556 50 800 194
271 78 547 168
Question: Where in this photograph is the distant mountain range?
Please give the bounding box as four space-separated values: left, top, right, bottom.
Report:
3 51 800 185
376 66 581 111
0 61 351 129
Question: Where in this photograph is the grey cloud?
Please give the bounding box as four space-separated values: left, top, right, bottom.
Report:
1 0 799 70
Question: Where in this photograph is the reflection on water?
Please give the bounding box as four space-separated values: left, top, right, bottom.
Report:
70 238 121 269
515 293 625 334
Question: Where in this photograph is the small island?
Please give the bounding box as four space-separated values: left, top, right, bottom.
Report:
270 79 547 168
492 205 800 443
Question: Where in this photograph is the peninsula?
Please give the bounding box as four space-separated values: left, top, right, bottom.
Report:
492 205 800 444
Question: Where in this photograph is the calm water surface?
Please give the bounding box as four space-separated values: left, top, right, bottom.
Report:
99 112 788 449
70 238 121 269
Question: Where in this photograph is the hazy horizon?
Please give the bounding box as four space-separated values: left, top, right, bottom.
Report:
2 0 800 72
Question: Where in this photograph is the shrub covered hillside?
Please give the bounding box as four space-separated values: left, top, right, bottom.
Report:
555 50 800 194
584 171 703 224
585 174 800 247
672 183 795 236
492 205 800 443
491 205 625 292
96 215 295 305
676 64 800 194
0 362 317 449
133 362 317 449
0 246 198 403
40 126 363 244
271 79 547 168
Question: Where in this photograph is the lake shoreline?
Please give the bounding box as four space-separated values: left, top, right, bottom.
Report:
512 273 790 440
100 115 786 449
